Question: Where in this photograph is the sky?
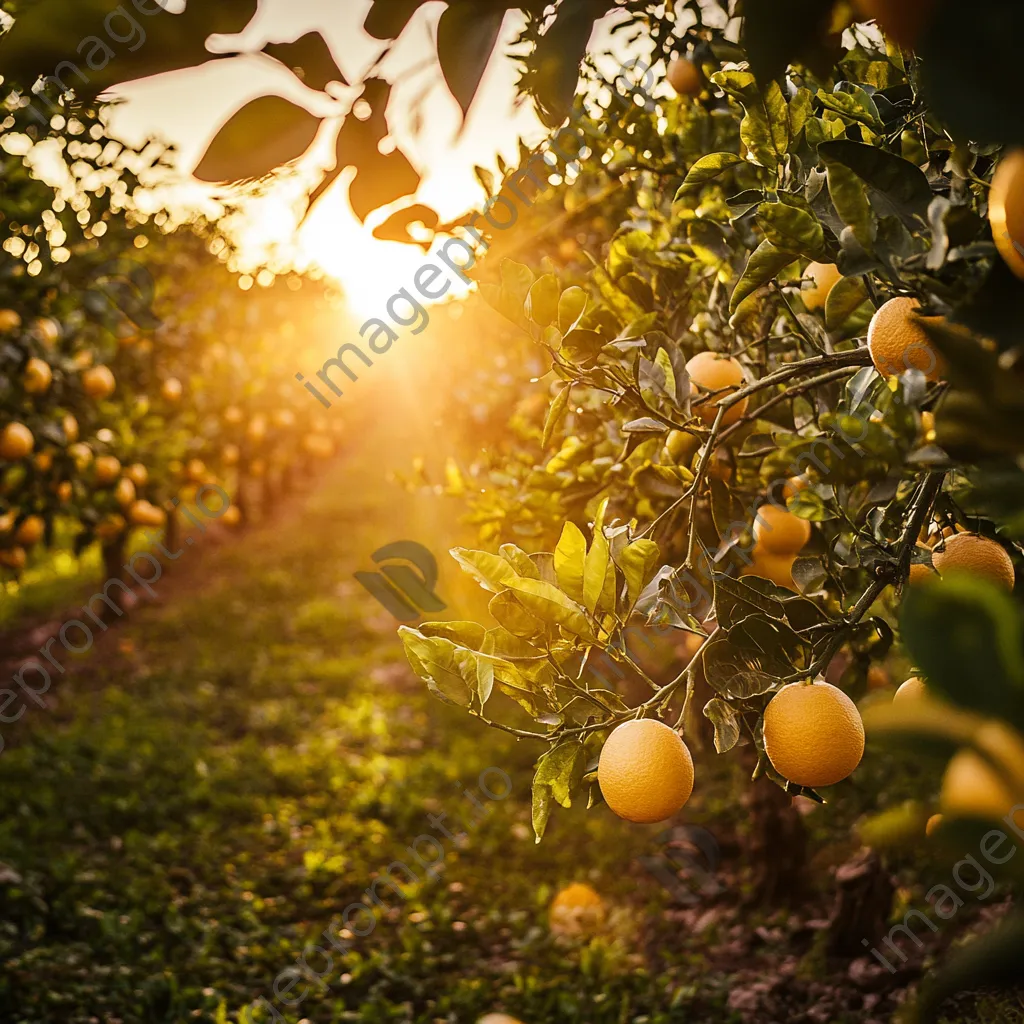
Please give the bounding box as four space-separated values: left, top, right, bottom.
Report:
102 0 570 315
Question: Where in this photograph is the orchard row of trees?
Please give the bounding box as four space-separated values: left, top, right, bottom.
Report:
0 88 341 585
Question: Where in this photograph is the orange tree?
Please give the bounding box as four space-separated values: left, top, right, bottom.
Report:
390 5 1024 1016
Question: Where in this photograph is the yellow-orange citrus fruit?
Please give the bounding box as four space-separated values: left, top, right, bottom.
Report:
72 350 94 371
62 414 79 443
68 443 92 470
115 477 137 508
932 533 1015 590
908 561 935 585
129 500 167 527
854 0 936 47
125 463 149 487
667 57 701 96
941 750 1017 821
782 474 810 500
664 428 700 465
741 550 797 590
94 456 121 485
867 297 945 381
763 681 865 787
0 511 15 535
31 317 60 345
685 351 747 427
33 451 53 473
161 377 183 402
24 357 53 395
548 882 607 937
96 514 126 541
925 813 943 837
753 503 811 556
988 149 1024 281
0 546 27 570
477 1016 525 1024
15 515 45 546
598 719 694 823
802 262 841 312
893 676 928 704
0 422 35 461
0 309 22 332
56 481 72 503
82 365 116 400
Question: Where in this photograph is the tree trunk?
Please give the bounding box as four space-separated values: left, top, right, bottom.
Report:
826 847 895 957
744 771 809 905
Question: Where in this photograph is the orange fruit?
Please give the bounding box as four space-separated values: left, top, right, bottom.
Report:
96 514 126 541
763 681 865 787
477 1016 525 1024
782 474 810 500
867 297 945 381
62 414 79 443
854 0 936 47
94 456 121 485
129 500 167 527
802 262 841 312
115 477 137 508
667 57 701 96
33 450 53 472
867 665 890 691
925 813 943 837
0 309 22 332
598 719 694 823
0 422 35 460
68 443 93 470
0 546 27 570
56 481 73 503
753 503 811 556
125 463 149 487
941 724 1024 820
31 317 60 345
161 377 183 402
15 515 45 546
685 352 748 427
740 550 798 590
990 149 1024 281
893 676 928 704
549 882 606 937
663 429 700 465
931 533 1015 590
0 511 15 535
82 365 116 400
24 357 53 395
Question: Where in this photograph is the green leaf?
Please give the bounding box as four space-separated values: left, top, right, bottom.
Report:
712 71 788 169
542 384 572 449
824 275 870 330
558 285 588 333
901 575 1024 728
526 273 561 327
704 698 741 753
674 152 744 201
560 328 605 364
757 197 824 258
788 87 814 141
786 488 837 522
417 620 487 648
489 590 546 638
713 574 786 631
817 140 932 222
532 780 553 842
436 3 504 120
822 155 876 245
505 577 596 641
554 521 588 605
450 547 519 592
398 628 474 707
534 740 586 808
615 539 660 610
730 240 798 312
583 501 613 615
499 544 540 579
816 86 882 130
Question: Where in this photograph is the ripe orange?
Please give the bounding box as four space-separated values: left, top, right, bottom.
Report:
867 297 946 381
24 357 53 395
925 813 943 837
68 443 93 470
0 511 15 535
129 500 167 527
854 0 936 47
753 503 811 556
477 1016 525 1024
685 351 748 427
82 365 116 400
15 515 45 546
549 882 606 937
782 474 810 500
667 57 701 96
763 681 865 787
907 547 936 585
931 533 1015 590
0 309 22 332
893 676 928 704
161 377 183 402
664 429 700 465
94 456 122 486
115 477 137 508
740 550 797 590
31 317 60 345
0 422 35 461
802 262 841 312
598 719 694 823
941 734 1021 821
125 463 149 487
0 546 27 570
56 481 73 503
33 450 53 472
62 414 79 443
867 665 890 691
990 149 1024 281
